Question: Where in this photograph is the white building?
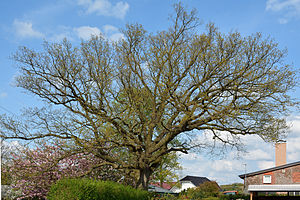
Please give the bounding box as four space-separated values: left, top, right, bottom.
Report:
170 175 212 193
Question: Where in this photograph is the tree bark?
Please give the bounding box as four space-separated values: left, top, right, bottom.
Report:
137 168 152 190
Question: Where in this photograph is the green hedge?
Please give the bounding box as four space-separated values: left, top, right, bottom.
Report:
219 194 250 200
47 178 150 200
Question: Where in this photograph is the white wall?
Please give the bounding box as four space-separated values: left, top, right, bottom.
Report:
170 181 196 193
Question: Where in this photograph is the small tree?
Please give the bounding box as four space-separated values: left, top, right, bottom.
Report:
220 183 244 194
151 152 182 187
6 142 131 199
1 141 14 185
185 181 220 199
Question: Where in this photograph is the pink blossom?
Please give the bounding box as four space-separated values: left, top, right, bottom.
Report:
8 144 109 199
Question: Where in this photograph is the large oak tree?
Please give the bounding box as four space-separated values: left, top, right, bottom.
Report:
0 4 297 189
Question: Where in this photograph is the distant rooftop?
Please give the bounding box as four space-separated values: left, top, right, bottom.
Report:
180 175 211 186
150 182 176 190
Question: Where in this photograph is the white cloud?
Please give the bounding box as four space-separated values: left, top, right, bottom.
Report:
287 151 300 161
244 149 272 161
77 0 129 19
288 138 300 151
179 154 246 184
258 161 275 169
109 32 125 41
48 25 123 42
212 160 234 172
181 162 206 175
179 152 199 160
179 153 207 175
289 116 300 134
287 137 300 162
266 0 300 23
13 19 44 39
74 26 102 40
102 25 124 41
285 116 300 162
103 24 119 33
266 0 300 11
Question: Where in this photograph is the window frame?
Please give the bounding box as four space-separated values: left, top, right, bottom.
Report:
263 175 272 184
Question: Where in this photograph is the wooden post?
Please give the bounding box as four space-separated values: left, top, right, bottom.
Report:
253 191 258 200
250 191 258 200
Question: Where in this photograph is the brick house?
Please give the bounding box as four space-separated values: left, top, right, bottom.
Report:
239 160 300 189
239 143 300 200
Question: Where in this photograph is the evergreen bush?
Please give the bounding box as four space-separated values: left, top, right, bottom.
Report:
219 193 250 200
47 178 150 200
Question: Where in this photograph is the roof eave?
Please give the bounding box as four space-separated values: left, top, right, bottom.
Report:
238 161 300 179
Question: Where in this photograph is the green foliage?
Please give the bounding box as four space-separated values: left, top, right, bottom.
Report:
1 170 12 185
151 152 182 186
151 193 250 200
47 178 150 200
202 197 219 200
220 183 244 194
219 194 250 200
184 181 221 200
150 194 179 200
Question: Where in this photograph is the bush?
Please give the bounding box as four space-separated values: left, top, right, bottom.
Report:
202 197 220 200
150 194 178 200
47 178 150 200
184 181 221 199
219 193 250 200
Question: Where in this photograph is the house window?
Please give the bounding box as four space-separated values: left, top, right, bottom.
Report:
263 175 272 184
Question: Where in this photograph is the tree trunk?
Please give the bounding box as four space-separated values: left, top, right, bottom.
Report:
137 168 152 190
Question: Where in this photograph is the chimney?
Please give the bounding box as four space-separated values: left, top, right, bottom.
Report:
275 142 286 167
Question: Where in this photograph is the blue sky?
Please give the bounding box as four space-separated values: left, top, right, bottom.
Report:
1 0 300 185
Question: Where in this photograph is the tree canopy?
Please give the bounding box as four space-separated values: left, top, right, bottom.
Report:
0 4 297 189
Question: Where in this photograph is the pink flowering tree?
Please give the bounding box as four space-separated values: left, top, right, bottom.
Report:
5 142 130 199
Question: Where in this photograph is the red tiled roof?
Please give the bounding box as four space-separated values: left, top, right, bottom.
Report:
150 182 176 190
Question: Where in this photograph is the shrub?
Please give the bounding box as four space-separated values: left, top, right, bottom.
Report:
219 193 250 200
202 197 220 200
7 143 123 199
47 178 150 200
184 181 221 199
150 194 179 200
